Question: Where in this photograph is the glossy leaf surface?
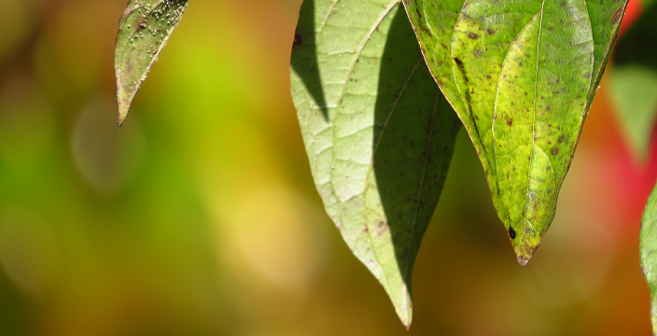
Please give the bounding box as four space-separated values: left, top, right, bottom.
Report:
403 0 627 264
291 0 460 326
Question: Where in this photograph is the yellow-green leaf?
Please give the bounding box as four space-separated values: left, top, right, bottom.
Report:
402 0 627 264
291 0 460 326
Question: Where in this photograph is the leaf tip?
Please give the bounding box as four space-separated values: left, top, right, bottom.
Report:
516 254 531 266
512 240 539 266
385 283 414 329
116 84 133 126
397 305 413 330
117 104 130 127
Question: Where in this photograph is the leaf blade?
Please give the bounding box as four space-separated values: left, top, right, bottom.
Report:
641 184 657 335
403 0 626 263
610 3 657 161
115 0 188 124
291 0 460 325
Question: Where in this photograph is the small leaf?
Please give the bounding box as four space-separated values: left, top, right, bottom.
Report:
291 0 460 326
610 3 657 161
402 0 627 264
641 183 657 335
115 0 188 125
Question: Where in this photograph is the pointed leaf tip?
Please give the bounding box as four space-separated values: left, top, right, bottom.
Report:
514 242 536 266
402 0 627 256
516 255 530 267
395 298 413 330
114 0 188 123
116 89 132 126
509 224 541 265
401 313 412 331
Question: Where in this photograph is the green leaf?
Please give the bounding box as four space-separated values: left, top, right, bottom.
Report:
402 0 627 264
610 4 657 161
291 0 460 326
115 0 188 125
641 183 657 335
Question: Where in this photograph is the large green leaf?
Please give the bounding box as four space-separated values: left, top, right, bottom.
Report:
641 183 657 335
402 0 627 264
291 0 460 326
610 3 657 161
115 0 188 125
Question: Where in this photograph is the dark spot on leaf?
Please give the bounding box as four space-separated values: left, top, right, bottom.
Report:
558 135 566 143
293 33 303 47
612 7 623 23
551 147 559 155
453 58 469 83
486 28 496 35
473 49 483 57
506 118 513 126
509 227 516 239
376 221 388 236
468 32 480 39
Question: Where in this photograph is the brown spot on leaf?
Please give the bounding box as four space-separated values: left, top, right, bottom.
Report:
509 227 517 239
468 32 480 39
612 7 623 24
293 33 303 47
135 19 147 31
551 147 559 155
376 221 388 236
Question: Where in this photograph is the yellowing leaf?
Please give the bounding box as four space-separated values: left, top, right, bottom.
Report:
402 0 627 264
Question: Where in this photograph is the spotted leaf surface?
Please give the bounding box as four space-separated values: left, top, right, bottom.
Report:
291 0 460 326
402 0 627 264
115 0 188 124
641 184 657 335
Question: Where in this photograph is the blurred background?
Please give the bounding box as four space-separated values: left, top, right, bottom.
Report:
0 0 654 335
